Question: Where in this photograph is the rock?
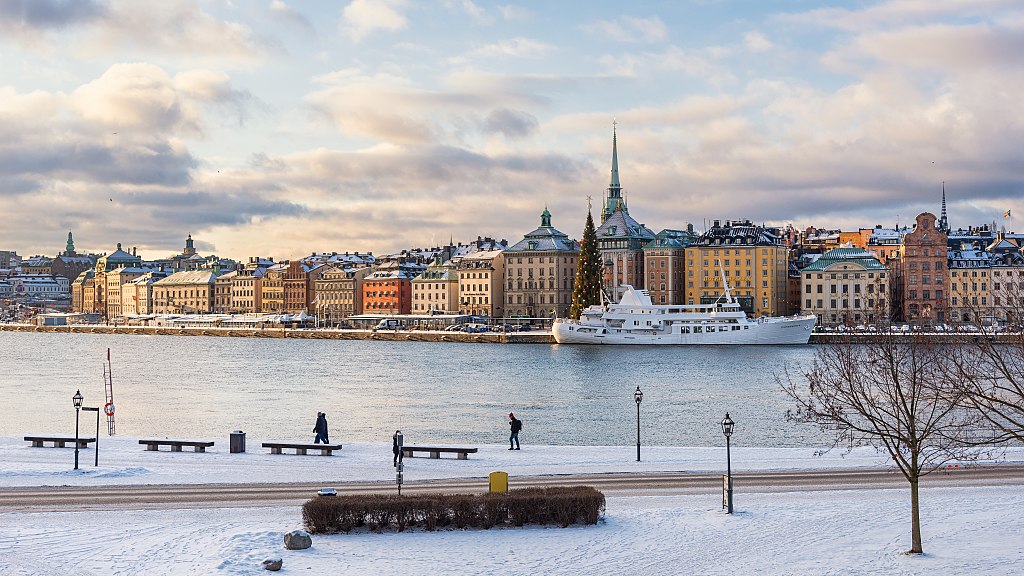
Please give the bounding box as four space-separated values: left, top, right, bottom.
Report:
262 558 283 571
283 529 312 550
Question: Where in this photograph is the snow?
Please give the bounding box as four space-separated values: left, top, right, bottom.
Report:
2 436 1023 575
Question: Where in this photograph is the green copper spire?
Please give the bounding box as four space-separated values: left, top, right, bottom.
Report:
604 121 623 223
65 231 75 255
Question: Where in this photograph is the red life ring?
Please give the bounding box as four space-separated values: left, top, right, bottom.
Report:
104 402 115 416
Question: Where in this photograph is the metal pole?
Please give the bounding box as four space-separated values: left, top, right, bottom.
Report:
95 408 100 466
726 435 733 514
636 401 641 462
74 408 80 470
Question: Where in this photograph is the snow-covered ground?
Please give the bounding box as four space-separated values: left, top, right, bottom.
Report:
2 436 1023 575
8 435 1023 488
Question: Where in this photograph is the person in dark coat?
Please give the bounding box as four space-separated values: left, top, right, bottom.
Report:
508 412 521 450
313 412 329 444
392 430 401 467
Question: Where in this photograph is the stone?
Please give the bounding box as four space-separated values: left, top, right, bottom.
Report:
262 558 283 571
283 529 312 550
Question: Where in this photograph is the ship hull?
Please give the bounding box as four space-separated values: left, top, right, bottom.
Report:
552 315 816 345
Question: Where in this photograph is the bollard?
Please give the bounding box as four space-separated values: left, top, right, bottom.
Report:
489 471 508 493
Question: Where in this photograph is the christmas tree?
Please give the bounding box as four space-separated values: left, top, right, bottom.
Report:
570 209 603 319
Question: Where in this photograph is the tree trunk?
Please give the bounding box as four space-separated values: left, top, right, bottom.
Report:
909 476 923 554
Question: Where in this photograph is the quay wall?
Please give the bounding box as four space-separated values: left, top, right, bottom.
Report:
0 323 554 344
1 323 1018 344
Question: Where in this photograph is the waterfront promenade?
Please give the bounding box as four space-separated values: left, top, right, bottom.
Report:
0 322 1015 344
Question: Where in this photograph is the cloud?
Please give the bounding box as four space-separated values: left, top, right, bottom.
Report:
744 31 773 53
342 0 407 42
582 16 669 44
72 63 201 135
306 71 544 145
0 0 106 30
482 109 538 138
471 37 554 59
269 0 315 35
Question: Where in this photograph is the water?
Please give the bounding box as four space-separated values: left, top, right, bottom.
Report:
0 332 827 447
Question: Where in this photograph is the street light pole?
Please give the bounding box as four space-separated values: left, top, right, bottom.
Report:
72 390 83 470
634 386 643 462
721 412 735 514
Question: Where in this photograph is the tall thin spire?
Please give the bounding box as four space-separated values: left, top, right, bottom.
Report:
65 231 75 256
939 182 949 232
604 120 623 224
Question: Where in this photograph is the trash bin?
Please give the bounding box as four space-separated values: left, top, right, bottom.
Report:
489 471 508 493
230 430 246 453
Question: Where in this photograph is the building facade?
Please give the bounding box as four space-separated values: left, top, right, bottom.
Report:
685 220 791 317
643 229 695 305
458 248 505 318
897 212 948 323
801 247 889 327
504 208 578 318
151 270 217 314
412 256 460 314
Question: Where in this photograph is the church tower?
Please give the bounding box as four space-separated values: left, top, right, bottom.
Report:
602 122 624 224
938 183 949 232
64 231 76 257
183 234 197 257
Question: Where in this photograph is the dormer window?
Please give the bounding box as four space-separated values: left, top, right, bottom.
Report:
528 241 538 250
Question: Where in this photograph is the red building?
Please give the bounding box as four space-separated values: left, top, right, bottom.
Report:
897 212 948 323
361 269 414 315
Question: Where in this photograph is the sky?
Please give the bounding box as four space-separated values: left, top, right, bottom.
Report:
1 0 1023 261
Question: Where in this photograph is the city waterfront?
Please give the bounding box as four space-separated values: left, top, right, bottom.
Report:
2 332 827 448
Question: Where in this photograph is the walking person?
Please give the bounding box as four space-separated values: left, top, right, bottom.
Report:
313 412 328 444
393 430 402 467
508 412 521 450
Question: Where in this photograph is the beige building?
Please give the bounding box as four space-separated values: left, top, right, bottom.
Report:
105 266 151 319
987 236 1024 324
643 229 695 305
504 209 578 318
800 247 889 327
152 270 217 314
412 256 460 314
214 270 238 313
230 266 266 313
315 265 370 322
948 246 991 325
121 271 169 315
685 220 791 317
458 248 505 318
260 265 286 313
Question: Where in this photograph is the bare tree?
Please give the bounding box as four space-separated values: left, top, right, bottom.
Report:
945 300 1024 443
779 330 987 554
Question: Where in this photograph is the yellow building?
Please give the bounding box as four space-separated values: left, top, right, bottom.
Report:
151 270 217 314
685 220 790 317
458 247 505 318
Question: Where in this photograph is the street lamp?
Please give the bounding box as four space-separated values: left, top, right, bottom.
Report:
721 412 735 514
634 386 643 462
72 389 83 470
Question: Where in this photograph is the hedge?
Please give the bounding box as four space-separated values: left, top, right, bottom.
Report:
302 486 606 534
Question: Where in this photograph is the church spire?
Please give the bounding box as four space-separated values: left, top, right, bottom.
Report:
65 231 75 256
603 121 623 224
939 182 949 232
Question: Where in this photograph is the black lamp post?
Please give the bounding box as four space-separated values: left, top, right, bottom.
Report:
634 386 643 462
721 412 735 514
72 389 83 470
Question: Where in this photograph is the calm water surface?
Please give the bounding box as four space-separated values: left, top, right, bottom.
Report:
1 332 826 447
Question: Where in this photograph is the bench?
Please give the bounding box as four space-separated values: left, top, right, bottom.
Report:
401 446 478 460
24 436 96 448
139 439 215 452
262 442 343 456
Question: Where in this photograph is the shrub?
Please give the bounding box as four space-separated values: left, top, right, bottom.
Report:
303 486 605 535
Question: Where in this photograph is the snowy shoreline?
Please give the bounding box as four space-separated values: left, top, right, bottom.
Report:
3 435 1023 488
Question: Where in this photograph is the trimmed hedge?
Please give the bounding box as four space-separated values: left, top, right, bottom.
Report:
302 486 606 534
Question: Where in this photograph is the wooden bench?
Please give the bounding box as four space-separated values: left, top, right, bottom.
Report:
262 442 343 456
139 439 215 452
401 446 478 460
24 436 96 448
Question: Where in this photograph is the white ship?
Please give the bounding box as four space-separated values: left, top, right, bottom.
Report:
553 284 816 345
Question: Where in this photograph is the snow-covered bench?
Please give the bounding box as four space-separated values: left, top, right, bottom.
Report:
24 436 96 448
139 439 215 452
401 446 478 460
262 442 343 456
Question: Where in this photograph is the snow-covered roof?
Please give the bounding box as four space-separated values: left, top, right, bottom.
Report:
153 270 218 285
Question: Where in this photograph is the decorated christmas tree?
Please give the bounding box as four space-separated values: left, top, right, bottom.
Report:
570 209 603 319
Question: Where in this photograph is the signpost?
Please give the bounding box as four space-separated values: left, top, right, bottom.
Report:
82 406 100 466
